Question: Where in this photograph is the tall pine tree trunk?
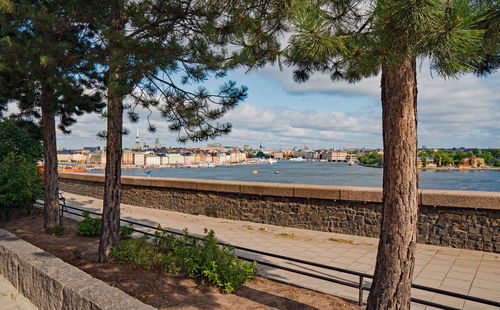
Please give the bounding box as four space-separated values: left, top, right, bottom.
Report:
41 101 60 228
98 1 124 263
366 56 418 309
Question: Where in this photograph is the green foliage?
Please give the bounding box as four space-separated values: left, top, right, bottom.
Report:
48 225 64 236
76 211 102 237
0 152 43 220
120 223 134 240
0 119 43 163
0 0 105 132
358 151 384 167
110 227 256 293
75 212 136 240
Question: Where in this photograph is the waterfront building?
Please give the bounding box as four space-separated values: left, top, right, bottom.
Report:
89 152 106 165
122 150 134 165
57 154 73 162
327 151 348 162
166 154 184 165
273 152 284 159
463 156 485 167
145 154 161 167
133 152 145 167
71 153 84 162
184 154 195 164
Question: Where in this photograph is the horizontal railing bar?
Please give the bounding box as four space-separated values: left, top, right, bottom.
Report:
409 297 461 310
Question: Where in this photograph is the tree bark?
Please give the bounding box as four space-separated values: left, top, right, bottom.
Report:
366 56 418 310
98 1 124 263
41 103 61 228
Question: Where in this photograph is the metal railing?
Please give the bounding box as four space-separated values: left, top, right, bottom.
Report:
38 198 500 309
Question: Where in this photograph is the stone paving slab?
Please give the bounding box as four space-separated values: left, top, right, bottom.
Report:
59 191 500 310
0 275 37 310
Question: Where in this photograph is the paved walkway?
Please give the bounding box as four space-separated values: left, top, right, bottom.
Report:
0 275 37 310
61 191 500 310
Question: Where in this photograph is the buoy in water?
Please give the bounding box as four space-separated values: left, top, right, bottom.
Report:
252 170 258 174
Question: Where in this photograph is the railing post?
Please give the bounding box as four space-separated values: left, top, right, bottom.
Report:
358 276 364 306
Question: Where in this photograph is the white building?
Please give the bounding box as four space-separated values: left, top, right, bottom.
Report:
145 154 161 167
133 152 145 167
184 155 195 164
166 154 184 165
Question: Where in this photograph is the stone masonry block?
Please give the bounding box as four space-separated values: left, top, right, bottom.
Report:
240 182 294 197
339 186 382 202
293 185 341 200
421 189 500 210
195 179 241 193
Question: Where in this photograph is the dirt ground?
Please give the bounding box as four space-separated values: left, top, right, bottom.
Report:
0 209 362 310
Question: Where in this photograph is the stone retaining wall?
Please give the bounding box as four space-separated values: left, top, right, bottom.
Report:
59 173 500 252
0 228 154 310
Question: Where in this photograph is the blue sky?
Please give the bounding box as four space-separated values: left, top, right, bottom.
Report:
51 63 499 150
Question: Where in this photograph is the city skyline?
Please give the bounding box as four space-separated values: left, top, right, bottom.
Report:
8 62 499 150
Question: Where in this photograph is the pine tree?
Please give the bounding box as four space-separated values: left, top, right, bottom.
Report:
232 0 498 308
0 0 104 228
77 0 248 262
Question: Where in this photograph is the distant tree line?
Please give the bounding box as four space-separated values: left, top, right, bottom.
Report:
419 149 500 167
358 151 384 167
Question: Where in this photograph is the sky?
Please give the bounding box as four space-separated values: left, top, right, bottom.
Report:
13 62 500 151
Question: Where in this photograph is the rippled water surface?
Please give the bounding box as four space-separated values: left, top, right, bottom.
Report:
88 161 500 192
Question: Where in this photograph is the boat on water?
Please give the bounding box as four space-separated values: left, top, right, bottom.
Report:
289 157 305 162
274 170 280 174
348 159 355 166
58 167 87 172
267 158 278 164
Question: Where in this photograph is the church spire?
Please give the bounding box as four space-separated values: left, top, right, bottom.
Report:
135 129 140 149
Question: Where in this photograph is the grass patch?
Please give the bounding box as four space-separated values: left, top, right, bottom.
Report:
275 232 295 239
328 238 354 244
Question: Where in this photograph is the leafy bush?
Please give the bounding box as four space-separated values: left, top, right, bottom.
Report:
76 211 102 237
76 212 135 240
0 152 43 220
110 227 256 293
120 223 134 240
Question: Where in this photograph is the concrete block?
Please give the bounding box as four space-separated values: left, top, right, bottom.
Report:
293 185 341 200
339 186 382 202
195 179 241 193
149 177 198 189
421 189 500 210
90 174 105 183
122 176 151 186
0 228 154 310
240 182 294 197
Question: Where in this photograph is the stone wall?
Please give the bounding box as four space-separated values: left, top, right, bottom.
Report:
59 173 500 252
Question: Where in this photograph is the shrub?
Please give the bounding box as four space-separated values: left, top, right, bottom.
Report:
110 227 256 293
76 211 102 237
120 223 134 240
48 225 64 236
76 212 135 240
0 152 43 220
